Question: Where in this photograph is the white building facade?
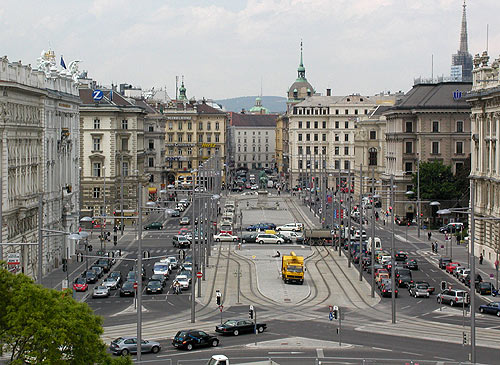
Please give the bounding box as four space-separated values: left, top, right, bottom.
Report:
0 53 80 278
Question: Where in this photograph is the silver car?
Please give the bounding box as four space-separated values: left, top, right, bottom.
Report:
110 336 161 356
410 284 430 298
92 285 110 298
103 277 120 290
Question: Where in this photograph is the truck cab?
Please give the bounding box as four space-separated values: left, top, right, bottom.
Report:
281 251 304 284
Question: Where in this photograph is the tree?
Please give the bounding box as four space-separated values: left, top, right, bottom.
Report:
0 265 132 364
412 161 458 201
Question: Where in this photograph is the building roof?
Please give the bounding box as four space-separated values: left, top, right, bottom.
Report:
293 95 346 107
196 102 227 115
79 88 136 107
387 82 472 111
230 112 278 127
135 99 158 114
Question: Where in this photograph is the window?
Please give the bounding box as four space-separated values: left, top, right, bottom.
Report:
207 134 212 142
405 121 413 133
306 121 311 128
187 134 192 142
177 161 182 169
93 137 101 151
215 122 220 130
456 141 464 154
298 146 303 155
432 121 439 133
335 121 339 128
322 121 327 128
188 121 192 130
335 160 340 169
148 125 154 132
167 160 173 168
298 160 303 169
344 160 350 169
335 134 339 142
405 141 412 154
215 134 220 142
314 121 318 128
187 161 192 169
148 139 154 150
298 134 303 141
335 146 339 155
93 162 101 177
122 161 129 177
306 134 311 141
198 134 203 142
122 119 128 129
344 134 349 142
178 121 183 130
177 134 183 142
168 122 173 130
368 147 377 166
369 130 376 140
298 121 303 129
345 109 349 115
198 122 203 130
148 157 154 167
322 146 327 155
253 146 256 152
178 148 182 155
345 121 349 129
456 162 464 174
335 109 339 115
94 119 100 129
207 122 211 130
122 138 128 151
167 133 173 142
306 146 311 155
365 109 368 115
93 187 100 198
405 162 413 173
456 120 464 133
432 141 440 154
266 146 268 152
314 134 318 141
322 134 326 141
314 146 318 155
168 147 174 155
344 146 349 155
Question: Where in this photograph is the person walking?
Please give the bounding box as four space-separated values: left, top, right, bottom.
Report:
428 231 432 241
431 242 435 253
479 253 484 265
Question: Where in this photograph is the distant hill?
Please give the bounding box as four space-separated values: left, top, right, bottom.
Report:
215 96 287 114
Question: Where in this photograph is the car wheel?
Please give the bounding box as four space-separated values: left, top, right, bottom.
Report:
450 300 454 307
233 329 239 336
186 343 193 351
414 294 417 298
242 239 246 243
480 307 484 313
497 311 500 317
216 238 220 242
437 297 442 304
258 326 264 333
121 348 129 356
259 240 264 244
211 339 219 347
151 345 160 353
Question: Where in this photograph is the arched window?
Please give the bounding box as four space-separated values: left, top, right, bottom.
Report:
368 147 377 166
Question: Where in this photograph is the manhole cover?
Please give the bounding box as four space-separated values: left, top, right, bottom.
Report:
284 298 291 302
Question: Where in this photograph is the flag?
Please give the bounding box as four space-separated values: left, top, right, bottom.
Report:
60 56 66 69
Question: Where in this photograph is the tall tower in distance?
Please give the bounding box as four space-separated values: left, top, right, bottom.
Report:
451 0 473 81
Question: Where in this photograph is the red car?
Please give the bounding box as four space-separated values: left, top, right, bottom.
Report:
73 277 88 292
445 262 460 274
178 227 189 235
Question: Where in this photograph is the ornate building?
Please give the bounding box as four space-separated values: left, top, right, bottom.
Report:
451 1 473 82
286 42 315 113
466 51 500 265
0 52 80 278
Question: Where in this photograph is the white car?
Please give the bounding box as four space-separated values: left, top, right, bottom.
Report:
175 275 190 289
276 223 303 232
153 263 170 276
92 285 110 298
103 277 120 290
250 185 259 190
278 230 303 241
256 233 283 244
214 233 238 242
163 256 178 270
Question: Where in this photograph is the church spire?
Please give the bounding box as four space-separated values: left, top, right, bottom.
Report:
459 0 469 53
297 40 306 81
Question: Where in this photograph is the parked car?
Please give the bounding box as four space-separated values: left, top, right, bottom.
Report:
73 277 88 292
439 257 452 269
146 280 163 294
110 336 161 356
241 232 259 243
437 289 469 307
180 217 191 225
214 233 238 242
96 258 112 272
256 233 283 244
276 223 303 232
476 282 495 295
90 266 104 279
439 222 464 233
479 302 500 316
395 251 408 262
92 285 110 298
215 319 266 336
445 262 461 274
172 330 219 351
103 276 120 290
150 274 167 287
173 235 191 248
408 281 435 295
153 263 170 277
395 268 413 288
119 281 136 297
144 222 163 230
109 271 122 284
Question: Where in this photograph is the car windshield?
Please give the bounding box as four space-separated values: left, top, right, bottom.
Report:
104 277 114 282
112 337 124 344
148 281 161 287
122 282 134 289
416 285 428 289
151 275 163 280
224 320 238 326
287 266 303 272
154 264 168 271
455 291 465 297
110 272 120 278
75 278 86 284
96 286 107 290
398 269 411 275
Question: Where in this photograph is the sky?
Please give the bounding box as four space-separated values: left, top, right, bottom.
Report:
1 0 499 100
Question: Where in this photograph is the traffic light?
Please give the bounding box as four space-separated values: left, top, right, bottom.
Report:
62 258 68 272
217 296 221 306
66 185 72 193
249 307 254 319
441 281 447 291
113 226 118 233
88 245 93 252
114 235 118 246
332 309 338 319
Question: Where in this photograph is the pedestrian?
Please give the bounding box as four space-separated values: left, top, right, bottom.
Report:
434 241 438 253
431 242 435 253
427 231 432 241
173 280 180 294
479 254 484 265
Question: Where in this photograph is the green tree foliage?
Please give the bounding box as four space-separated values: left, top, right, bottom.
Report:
0 265 132 364
412 161 459 201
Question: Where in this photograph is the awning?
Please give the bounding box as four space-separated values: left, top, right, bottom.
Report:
148 188 157 194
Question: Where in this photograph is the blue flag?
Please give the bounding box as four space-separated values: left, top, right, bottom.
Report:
60 56 66 69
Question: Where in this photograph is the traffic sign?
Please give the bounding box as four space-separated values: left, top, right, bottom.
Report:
329 312 333 321
133 282 138 290
196 271 203 278
329 305 333 313
219 305 223 312
92 89 103 101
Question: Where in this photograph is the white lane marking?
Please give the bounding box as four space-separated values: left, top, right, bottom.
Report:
316 348 325 358
372 347 392 352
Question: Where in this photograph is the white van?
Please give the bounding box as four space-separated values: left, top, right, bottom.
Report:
367 237 382 252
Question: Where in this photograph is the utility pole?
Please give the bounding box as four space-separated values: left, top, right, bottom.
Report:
371 167 375 297
120 154 124 236
390 175 396 324
338 160 342 257
191 167 197 323
136 182 143 360
417 154 421 238
359 164 363 281
38 194 43 284
347 166 352 268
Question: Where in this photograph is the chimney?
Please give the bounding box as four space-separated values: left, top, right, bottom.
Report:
326 89 331 96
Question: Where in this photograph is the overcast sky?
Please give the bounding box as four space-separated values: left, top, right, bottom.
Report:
1 0 499 100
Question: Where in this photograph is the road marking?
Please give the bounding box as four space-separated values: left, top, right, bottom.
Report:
268 352 305 355
316 348 324 358
401 305 411 310
402 351 420 356
371 347 392 352
434 356 454 361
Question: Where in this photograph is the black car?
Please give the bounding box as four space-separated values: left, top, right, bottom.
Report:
82 270 98 284
439 257 452 269
120 281 136 297
215 319 266 336
395 251 408 262
380 282 398 298
395 268 413 288
476 282 495 295
404 259 419 270
150 274 167 287
172 330 219 351
146 280 163 294
276 234 292 244
361 257 372 271
479 302 500 316
96 258 112 272
241 232 258 243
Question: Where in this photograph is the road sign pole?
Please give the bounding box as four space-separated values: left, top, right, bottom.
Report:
338 306 342 347
254 306 257 346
